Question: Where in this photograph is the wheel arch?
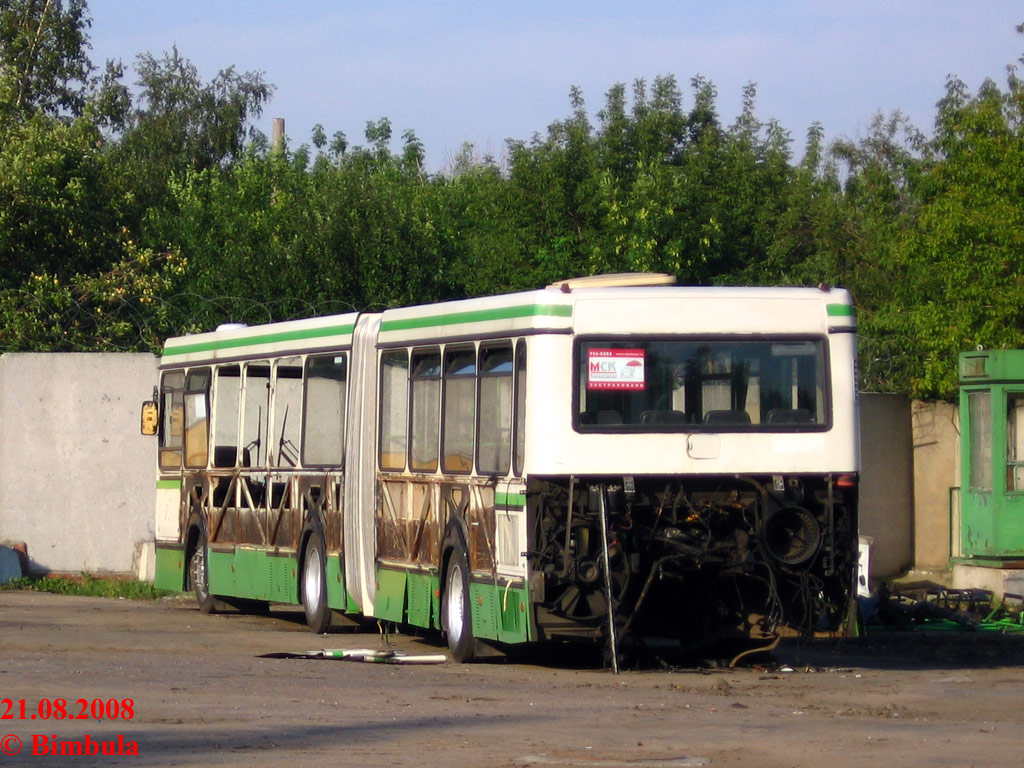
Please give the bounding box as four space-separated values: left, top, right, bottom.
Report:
183 513 206 592
440 515 471 592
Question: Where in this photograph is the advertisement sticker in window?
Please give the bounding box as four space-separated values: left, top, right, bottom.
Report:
587 348 646 390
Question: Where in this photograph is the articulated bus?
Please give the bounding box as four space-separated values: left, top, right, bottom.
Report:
145 274 859 663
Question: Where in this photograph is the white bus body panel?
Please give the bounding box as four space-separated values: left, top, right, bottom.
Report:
522 289 859 477
343 313 382 614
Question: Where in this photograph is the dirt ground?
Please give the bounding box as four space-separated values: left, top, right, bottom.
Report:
2 591 1024 767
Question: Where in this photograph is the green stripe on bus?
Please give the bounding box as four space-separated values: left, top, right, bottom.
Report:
163 323 355 357
495 490 526 507
826 304 855 317
380 303 573 333
156 479 181 490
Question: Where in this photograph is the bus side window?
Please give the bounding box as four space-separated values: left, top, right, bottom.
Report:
184 368 212 468
409 348 441 472
442 346 476 474
513 340 527 477
242 363 271 468
477 342 513 475
379 350 409 471
303 354 347 467
159 371 185 470
212 365 241 468
272 357 303 468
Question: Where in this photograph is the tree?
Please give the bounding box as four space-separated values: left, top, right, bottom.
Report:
106 47 273 227
0 244 186 352
143 120 460 332
0 0 91 124
0 114 124 289
0 2 129 290
871 74 1024 398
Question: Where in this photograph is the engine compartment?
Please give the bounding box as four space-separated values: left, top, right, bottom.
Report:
527 474 857 655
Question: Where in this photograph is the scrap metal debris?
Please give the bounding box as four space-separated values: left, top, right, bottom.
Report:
260 648 447 664
863 581 1024 632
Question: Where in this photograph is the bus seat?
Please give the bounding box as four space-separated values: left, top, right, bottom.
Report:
640 409 689 425
213 446 237 468
379 451 406 470
410 456 439 472
443 454 473 472
704 409 751 425
241 446 256 468
596 410 624 425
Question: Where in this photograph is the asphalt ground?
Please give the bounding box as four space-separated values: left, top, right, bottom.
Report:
3 590 1023 767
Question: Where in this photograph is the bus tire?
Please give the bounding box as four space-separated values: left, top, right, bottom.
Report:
188 531 216 615
443 536 479 663
301 529 332 634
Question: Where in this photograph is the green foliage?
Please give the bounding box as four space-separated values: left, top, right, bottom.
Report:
0 244 186 352
0 114 126 289
142 120 460 329
0 1 1023 404
103 46 273 230
0 0 91 123
867 73 1024 398
1 573 170 599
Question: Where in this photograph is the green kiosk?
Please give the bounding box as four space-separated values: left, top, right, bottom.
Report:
958 349 1024 564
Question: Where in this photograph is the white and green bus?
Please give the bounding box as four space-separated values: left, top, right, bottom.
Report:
146 274 860 662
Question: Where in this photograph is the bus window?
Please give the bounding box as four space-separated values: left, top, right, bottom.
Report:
513 340 527 477
577 338 827 430
442 346 476 474
212 365 241 468
410 349 441 472
302 354 347 467
183 368 211 468
273 357 303 467
477 343 513 475
379 350 409 471
159 371 185 469
242 363 271 468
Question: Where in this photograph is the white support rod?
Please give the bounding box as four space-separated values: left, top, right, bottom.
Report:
598 486 619 674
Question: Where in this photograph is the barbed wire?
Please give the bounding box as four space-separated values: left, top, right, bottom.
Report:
0 290 362 354
857 332 923 395
1 287 923 398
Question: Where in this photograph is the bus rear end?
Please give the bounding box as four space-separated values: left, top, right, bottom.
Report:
520 285 859 654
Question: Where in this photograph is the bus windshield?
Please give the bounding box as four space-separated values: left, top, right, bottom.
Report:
577 337 828 430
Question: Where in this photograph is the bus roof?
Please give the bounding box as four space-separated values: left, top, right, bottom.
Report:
161 312 360 366
160 282 854 364
376 283 854 345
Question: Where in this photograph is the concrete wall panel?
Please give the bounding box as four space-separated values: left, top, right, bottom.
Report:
911 400 959 570
0 353 158 574
859 393 915 580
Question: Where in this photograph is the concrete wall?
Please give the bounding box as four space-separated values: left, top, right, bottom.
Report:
859 393 915 581
0 353 158 575
911 400 959 571
856 396 961 582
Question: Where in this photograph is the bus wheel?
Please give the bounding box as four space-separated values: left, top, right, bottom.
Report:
301 530 332 634
188 533 216 614
443 539 479 662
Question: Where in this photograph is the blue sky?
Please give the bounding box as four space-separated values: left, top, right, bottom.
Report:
86 1 1023 170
